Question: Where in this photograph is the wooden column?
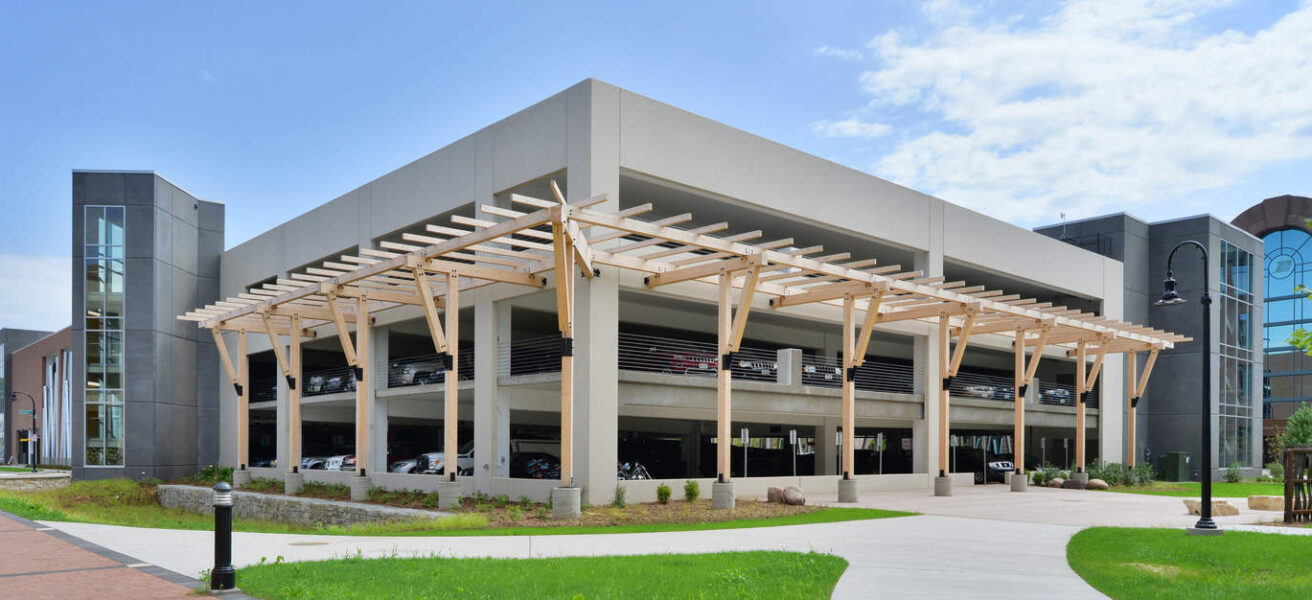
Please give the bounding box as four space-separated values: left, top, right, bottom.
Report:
554 233 576 487
1126 351 1137 468
841 297 856 479
355 296 370 475
289 316 302 473
1014 329 1025 474
717 272 733 480
1075 342 1086 473
444 274 460 480
938 315 951 477
237 330 248 470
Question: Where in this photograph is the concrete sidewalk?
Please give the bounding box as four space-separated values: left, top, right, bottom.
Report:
0 512 197 600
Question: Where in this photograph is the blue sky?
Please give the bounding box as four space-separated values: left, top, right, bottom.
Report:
1 0 1309 330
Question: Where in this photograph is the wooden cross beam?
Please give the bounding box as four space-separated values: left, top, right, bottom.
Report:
946 310 978 377
409 268 448 356
323 289 360 367
1134 348 1161 399
851 292 886 368
1022 326 1053 386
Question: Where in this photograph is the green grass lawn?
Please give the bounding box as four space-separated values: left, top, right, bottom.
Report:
1100 481 1284 498
238 551 847 600
1068 527 1312 599
0 479 911 537
0 466 41 473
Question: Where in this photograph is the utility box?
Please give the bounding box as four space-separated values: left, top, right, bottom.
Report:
1158 452 1189 482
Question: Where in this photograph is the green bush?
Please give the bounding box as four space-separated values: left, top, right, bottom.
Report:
1267 461 1285 482
611 484 627 508
243 478 283 494
1086 460 1154 487
1225 462 1243 483
683 480 700 503
656 483 672 504
1279 405 1312 450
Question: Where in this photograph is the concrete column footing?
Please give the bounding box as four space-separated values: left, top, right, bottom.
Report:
712 481 735 510
1186 526 1224 536
934 476 953 496
233 469 251 487
552 486 581 519
1071 472 1089 485
349 475 371 501
1010 475 1028 492
283 471 303 495
837 478 859 502
439 480 464 510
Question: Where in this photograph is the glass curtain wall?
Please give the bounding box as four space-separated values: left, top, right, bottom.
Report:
1262 229 1312 418
84 206 125 466
1219 241 1255 467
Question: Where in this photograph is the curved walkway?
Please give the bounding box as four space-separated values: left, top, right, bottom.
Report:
35 484 1303 599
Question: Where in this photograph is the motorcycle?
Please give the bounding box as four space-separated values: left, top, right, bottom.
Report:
617 461 652 480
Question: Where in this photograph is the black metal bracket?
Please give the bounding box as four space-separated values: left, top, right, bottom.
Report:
643 276 651 286
942 375 955 389
721 352 734 371
441 353 454 371
845 367 857 382
1018 384 1029 398
1131 395 1140 408
292 465 299 473
239 463 246 470
560 337 574 357
285 375 297 391
233 383 243 396
938 469 946 478
718 472 726 483
353 366 364 381
1079 391 1089 405
842 471 851 480
359 468 367 477
593 268 601 277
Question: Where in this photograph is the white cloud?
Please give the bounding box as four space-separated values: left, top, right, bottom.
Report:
829 0 1312 223
813 45 865 61
810 117 892 139
0 255 70 333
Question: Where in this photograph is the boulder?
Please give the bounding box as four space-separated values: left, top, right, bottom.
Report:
1061 479 1085 489
766 486 784 504
1047 478 1065 488
1084 479 1110 490
1183 499 1240 516
782 486 806 506
1247 495 1284 511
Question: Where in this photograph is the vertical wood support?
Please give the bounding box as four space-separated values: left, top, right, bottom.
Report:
444 274 460 480
1126 351 1137 468
717 272 733 481
938 315 951 477
1076 342 1086 473
289 316 302 473
237 331 248 470
553 218 576 487
1014 329 1026 475
355 296 370 475
841 297 856 479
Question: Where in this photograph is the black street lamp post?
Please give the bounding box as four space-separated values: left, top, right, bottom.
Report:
8 391 39 473
210 482 236 590
1153 240 1220 535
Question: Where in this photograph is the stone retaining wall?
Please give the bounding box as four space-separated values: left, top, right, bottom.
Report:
156 484 448 526
0 472 71 492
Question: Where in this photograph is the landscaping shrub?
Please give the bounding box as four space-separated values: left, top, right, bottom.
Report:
1266 460 1285 482
684 480 700 503
243 478 283 494
189 464 233 486
1279 405 1312 449
1225 462 1242 483
1085 460 1154 486
656 483 672 504
611 485 627 508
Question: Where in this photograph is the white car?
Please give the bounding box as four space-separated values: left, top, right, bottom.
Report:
323 455 355 471
389 458 418 473
417 441 475 475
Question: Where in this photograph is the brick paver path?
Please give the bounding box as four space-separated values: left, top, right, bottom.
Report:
0 513 196 599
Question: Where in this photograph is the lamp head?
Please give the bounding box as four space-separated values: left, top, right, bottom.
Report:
1154 275 1186 306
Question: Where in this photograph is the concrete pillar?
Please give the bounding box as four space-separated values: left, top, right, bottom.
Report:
776 348 802 389
816 418 838 476
474 295 502 492
915 243 943 487
370 327 389 475
566 79 620 506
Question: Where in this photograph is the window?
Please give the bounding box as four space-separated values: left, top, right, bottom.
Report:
1263 229 1312 417
84 206 125 466
1219 241 1256 467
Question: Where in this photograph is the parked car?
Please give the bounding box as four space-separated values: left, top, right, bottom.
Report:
301 456 327 470
1043 388 1072 404
250 458 276 468
654 347 718 375
389 458 418 474
416 442 475 475
963 385 995 399
987 460 1014 483
307 374 356 394
324 455 353 471
389 357 447 386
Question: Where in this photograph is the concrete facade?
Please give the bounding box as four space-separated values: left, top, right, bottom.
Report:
70 172 223 480
1036 214 1265 478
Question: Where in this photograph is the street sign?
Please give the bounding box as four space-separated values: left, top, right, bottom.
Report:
740 428 749 445
788 429 797 445
18 410 33 415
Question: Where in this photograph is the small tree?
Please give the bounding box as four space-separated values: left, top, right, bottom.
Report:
656 483 672 504
683 479 700 503
1280 405 1312 449
1224 462 1243 483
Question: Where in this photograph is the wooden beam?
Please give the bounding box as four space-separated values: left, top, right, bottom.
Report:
354 295 370 475
259 312 292 378
1135 348 1160 399
1023 327 1053 385
411 268 449 355
852 291 885 366
947 311 977 376
1127 351 1137 467
842 296 856 479
289 315 302 472
211 329 240 388
938 314 950 476
769 280 885 308
237 330 248 470
323 293 359 367
646 254 760 287
443 273 460 480
727 262 762 352
1076 341 1086 472
716 271 733 484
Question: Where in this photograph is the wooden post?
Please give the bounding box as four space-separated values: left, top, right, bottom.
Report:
237 330 248 470
355 295 370 475
444 273 460 480
289 316 302 473
717 272 733 481
1014 329 1025 475
938 314 950 477
1075 342 1086 473
1127 351 1137 468
552 220 576 487
841 296 856 479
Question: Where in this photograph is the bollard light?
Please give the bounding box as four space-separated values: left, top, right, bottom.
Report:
210 481 236 590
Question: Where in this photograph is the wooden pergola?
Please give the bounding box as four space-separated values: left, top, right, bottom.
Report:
183 180 1187 505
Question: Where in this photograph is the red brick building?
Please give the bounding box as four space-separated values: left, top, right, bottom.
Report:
9 327 72 466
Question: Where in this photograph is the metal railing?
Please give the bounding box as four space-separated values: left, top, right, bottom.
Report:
250 378 277 403
303 366 357 396
800 355 918 394
618 333 779 382
1038 380 1100 408
948 371 1016 402
387 347 476 388
498 335 562 377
